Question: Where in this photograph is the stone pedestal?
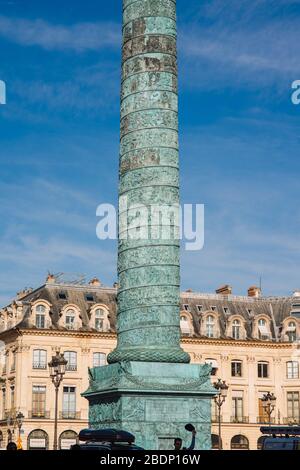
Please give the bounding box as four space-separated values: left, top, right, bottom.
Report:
83 362 215 450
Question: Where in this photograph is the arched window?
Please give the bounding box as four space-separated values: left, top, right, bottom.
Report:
90 306 110 332
231 435 249 450
206 315 215 338
232 319 241 340
257 436 266 450
35 304 46 329
65 309 76 329
286 322 297 342
211 434 221 450
95 309 105 331
180 315 193 335
258 318 270 340
27 429 49 450
59 430 78 450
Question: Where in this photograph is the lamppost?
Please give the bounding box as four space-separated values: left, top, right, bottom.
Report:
213 378 229 450
261 392 276 425
16 412 24 449
48 351 67 450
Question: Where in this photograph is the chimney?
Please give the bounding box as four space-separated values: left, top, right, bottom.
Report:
248 286 261 298
16 288 33 300
89 278 101 287
46 273 56 284
216 285 232 295
185 289 193 293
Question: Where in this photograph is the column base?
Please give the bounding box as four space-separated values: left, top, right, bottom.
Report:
82 361 215 450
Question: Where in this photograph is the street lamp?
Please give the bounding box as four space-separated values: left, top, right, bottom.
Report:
213 378 229 450
48 351 67 450
261 392 276 425
16 412 24 449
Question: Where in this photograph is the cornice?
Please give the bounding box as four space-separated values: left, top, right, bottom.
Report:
17 328 116 339
181 337 294 349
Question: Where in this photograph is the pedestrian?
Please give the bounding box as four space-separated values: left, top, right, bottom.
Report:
174 426 197 450
6 441 17 451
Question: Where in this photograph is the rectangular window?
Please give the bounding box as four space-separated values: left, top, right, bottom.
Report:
258 362 269 378
64 351 77 371
197 305 203 313
211 306 217 312
36 314 45 328
232 394 243 422
32 385 46 418
11 352 16 371
33 350 47 369
258 396 270 423
62 386 76 419
231 361 242 377
183 304 189 311
287 361 299 379
223 307 230 314
10 387 15 409
93 352 106 367
287 392 300 423
287 392 300 421
2 389 6 419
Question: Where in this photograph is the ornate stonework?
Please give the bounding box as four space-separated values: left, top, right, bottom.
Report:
107 0 189 365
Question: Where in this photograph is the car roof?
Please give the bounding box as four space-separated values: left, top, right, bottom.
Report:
78 428 135 443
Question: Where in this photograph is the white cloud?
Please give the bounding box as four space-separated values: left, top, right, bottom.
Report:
0 15 120 51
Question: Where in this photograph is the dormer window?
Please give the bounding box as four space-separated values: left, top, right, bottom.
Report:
211 306 217 312
65 309 76 329
183 304 190 311
223 307 230 315
232 319 241 340
197 305 203 313
286 322 297 342
291 304 300 318
90 305 110 332
95 309 105 331
180 315 193 336
58 291 67 300
36 305 46 329
258 318 270 340
85 293 94 302
206 315 215 338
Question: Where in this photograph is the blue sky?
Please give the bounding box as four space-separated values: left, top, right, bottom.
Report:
0 0 300 305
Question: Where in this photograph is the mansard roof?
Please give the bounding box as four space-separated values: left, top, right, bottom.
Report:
1 281 299 341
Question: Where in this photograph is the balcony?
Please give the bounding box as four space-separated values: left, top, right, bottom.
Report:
257 416 275 424
28 410 50 419
283 417 300 425
65 364 77 372
230 416 249 424
211 416 223 423
60 411 81 420
32 362 47 370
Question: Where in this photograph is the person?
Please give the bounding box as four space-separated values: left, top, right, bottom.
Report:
6 441 17 451
174 429 197 450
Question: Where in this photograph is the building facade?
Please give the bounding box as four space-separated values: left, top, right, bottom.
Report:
0 276 299 450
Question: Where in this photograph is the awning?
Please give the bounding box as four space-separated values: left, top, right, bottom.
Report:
259 325 270 336
286 326 296 332
180 319 192 334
